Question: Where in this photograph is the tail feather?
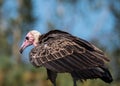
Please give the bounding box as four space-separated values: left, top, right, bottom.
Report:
100 68 113 83
71 67 113 83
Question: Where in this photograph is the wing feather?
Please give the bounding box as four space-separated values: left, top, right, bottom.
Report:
30 33 109 72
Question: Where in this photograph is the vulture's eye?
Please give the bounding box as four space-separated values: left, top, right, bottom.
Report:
25 37 29 40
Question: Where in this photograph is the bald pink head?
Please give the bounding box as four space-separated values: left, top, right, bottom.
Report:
19 30 41 54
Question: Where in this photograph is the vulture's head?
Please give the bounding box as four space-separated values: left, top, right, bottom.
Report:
19 30 41 54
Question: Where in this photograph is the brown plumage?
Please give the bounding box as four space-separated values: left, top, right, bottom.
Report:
20 30 113 86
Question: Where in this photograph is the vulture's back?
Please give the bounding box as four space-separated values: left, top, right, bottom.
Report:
29 30 109 70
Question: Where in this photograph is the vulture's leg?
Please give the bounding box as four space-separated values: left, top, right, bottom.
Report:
71 72 78 86
47 69 57 86
73 79 77 86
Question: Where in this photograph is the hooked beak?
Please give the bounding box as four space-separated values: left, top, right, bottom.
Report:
19 40 32 54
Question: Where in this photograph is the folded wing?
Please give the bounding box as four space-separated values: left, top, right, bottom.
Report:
29 31 109 72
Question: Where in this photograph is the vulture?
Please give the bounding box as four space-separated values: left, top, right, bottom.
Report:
19 30 113 86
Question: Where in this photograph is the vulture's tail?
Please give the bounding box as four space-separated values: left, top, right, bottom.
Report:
71 67 113 83
100 67 113 83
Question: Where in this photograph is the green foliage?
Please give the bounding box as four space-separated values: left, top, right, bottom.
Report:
0 31 11 55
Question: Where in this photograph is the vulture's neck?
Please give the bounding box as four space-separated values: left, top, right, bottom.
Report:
38 34 45 44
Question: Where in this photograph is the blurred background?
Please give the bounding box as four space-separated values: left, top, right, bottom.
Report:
0 0 120 86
